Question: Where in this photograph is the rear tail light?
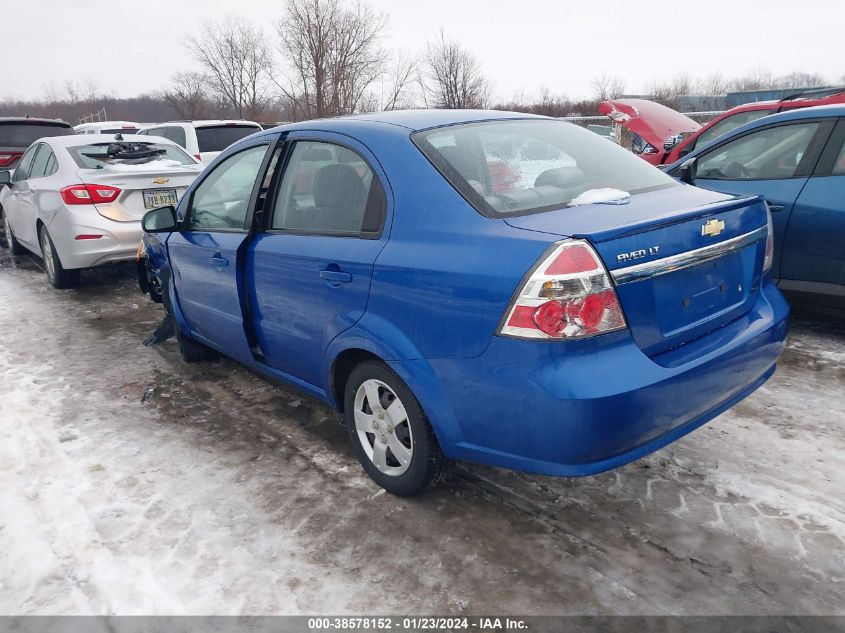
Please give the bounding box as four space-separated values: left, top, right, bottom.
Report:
60 184 121 205
763 204 774 273
499 240 627 340
0 152 22 168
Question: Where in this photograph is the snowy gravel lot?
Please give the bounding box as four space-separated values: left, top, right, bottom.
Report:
0 246 843 616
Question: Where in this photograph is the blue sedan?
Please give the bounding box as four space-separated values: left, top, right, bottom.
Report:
141 110 789 495
666 104 845 311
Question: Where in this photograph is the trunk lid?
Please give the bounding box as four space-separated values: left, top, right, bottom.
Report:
505 186 770 357
599 99 701 150
77 162 203 221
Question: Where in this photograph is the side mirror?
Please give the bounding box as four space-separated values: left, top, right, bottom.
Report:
0 170 11 187
678 157 697 185
142 205 178 233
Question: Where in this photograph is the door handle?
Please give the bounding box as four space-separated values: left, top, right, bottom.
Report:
209 255 229 268
319 269 352 283
768 205 785 213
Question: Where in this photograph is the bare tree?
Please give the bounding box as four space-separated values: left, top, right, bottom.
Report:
729 66 775 92
276 0 388 120
775 71 826 89
423 30 490 109
647 73 693 108
381 50 419 110
591 74 625 101
695 73 728 96
161 71 209 119
187 17 274 119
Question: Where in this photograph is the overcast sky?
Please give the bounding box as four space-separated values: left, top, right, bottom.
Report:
3 0 843 103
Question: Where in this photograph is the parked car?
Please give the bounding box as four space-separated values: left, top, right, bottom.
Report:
665 105 845 311
0 134 203 288
139 110 789 496
598 99 701 165
0 117 75 172
74 121 141 135
604 87 845 166
137 120 262 163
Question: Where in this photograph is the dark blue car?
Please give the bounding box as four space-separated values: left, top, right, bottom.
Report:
141 110 789 495
666 104 845 311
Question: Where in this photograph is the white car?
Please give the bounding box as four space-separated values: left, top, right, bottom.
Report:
0 134 203 288
137 120 262 163
74 121 141 135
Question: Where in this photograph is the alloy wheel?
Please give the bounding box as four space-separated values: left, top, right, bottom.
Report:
40 230 56 282
353 379 414 476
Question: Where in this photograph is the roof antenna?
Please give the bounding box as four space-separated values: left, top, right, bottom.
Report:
115 133 124 141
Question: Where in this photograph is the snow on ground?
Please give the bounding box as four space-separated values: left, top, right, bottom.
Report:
0 249 843 615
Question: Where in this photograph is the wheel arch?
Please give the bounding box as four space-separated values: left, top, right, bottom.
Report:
324 327 463 457
330 348 383 413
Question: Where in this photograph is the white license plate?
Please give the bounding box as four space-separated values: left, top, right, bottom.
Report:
143 189 178 209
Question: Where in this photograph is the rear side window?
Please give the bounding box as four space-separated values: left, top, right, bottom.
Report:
196 125 261 152
165 126 187 148
0 123 74 148
413 119 675 217
271 141 384 234
833 140 845 175
696 122 821 181
29 144 55 179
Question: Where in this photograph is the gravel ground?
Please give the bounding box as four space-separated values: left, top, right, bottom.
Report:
0 246 842 616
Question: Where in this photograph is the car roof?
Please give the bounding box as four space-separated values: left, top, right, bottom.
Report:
137 120 261 129
0 117 72 126
75 121 139 128
268 109 545 134
721 103 845 126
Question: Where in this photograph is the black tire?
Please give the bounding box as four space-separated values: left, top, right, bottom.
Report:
39 225 80 289
176 326 219 363
345 360 445 496
2 207 26 255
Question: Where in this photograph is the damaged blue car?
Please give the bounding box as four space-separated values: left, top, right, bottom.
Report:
140 110 789 495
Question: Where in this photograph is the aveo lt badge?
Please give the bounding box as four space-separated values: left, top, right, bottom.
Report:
617 246 660 263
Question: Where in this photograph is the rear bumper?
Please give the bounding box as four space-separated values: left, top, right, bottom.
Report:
48 213 142 269
390 281 790 476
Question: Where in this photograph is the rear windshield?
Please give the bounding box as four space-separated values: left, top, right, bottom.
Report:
196 125 260 152
412 119 676 216
101 128 140 135
0 123 74 147
68 142 195 169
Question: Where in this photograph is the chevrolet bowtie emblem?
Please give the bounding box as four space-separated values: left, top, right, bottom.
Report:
152 177 169 185
701 219 725 237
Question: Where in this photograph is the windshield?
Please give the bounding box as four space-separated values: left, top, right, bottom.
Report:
412 119 676 216
0 123 74 147
68 142 196 169
196 125 260 152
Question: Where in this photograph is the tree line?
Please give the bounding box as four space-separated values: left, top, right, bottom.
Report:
0 0 841 124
